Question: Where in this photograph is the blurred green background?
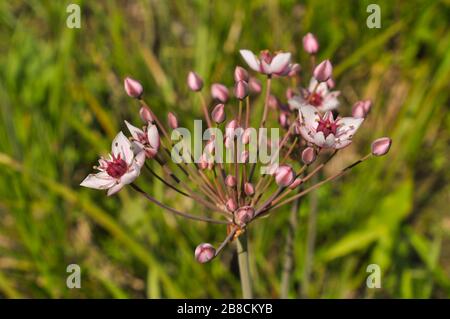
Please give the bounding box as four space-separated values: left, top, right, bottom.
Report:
0 0 449 298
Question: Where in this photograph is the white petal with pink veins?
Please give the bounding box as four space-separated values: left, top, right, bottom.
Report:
112 132 133 165
336 117 364 140
120 165 141 185
298 104 320 130
125 121 144 140
147 124 160 150
314 131 326 147
107 183 125 196
308 78 328 95
133 151 146 168
324 134 336 148
80 172 115 190
270 53 291 74
239 50 260 72
260 60 271 74
321 91 340 112
299 125 316 144
334 139 352 149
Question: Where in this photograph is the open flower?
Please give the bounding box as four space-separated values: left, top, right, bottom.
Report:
297 104 363 149
80 132 146 196
125 120 160 158
289 77 340 112
239 49 295 76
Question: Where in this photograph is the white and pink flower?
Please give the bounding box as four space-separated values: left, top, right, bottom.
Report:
297 104 364 149
125 120 160 159
80 132 146 196
289 77 340 112
239 49 297 76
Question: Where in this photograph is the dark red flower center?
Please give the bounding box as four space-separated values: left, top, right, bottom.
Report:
106 155 128 178
316 117 339 137
309 92 323 107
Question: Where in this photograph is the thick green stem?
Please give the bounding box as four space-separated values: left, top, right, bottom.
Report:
237 232 253 299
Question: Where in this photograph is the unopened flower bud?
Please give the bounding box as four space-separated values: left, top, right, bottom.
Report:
242 128 252 144
167 112 178 129
279 112 289 128
249 77 262 94
275 165 294 187
326 77 335 89
371 137 392 156
139 106 153 123
244 182 255 196
225 175 237 187
226 198 237 212
234 66 249 82
211 103 226 124
240 150 249 163
234 206 255 227
302 33 319 54
313 60 333 82
234 80 248 100
211 83 229 103
268 95 280 110
195 243 215 263
124 77 143 98
187 71 203 92
301 147 316 165
289 178 302 190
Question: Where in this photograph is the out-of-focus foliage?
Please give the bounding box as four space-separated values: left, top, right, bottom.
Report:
0 0 449 298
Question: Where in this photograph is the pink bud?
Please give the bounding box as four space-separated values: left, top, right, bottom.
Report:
234 66 249 82
167 112 178 129
326 77 335 89
124 77 143 98
234 206 255 226
249 77 262 94
352 100 372 118
371 137 392 156
313 60 333 82
288 178 302 190
211 83 229 103
279 112 289 128
225 175 237 187
240 150 249 163
205 139 215 154
226 198 237 212
301 147 316 164
302 33 319 54
199 154 211 170
234 80 248 100
139 106 153 123
244 182 255 196
211 103 226 124
242 128 252 145
268 95 280 110
275 165 294 187
187 71 203 92
195 243 215 263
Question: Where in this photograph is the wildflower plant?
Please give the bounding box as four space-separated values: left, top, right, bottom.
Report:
81 33 392 298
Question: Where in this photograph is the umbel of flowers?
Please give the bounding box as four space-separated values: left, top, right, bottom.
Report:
81 32 391 296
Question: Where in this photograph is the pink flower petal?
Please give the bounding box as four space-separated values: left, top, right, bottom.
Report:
239 50 260 72
80 172 115 190
112 132 133 165
269 52 291 74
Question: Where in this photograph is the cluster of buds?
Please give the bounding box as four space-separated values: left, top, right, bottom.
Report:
81 33 391 264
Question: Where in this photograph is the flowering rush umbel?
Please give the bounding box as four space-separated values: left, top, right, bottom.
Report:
81 33 391 283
